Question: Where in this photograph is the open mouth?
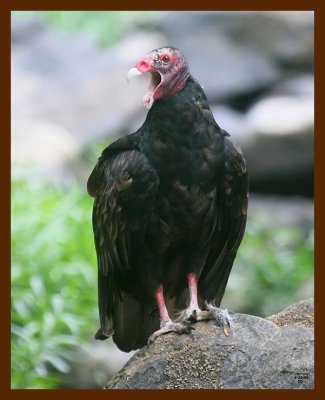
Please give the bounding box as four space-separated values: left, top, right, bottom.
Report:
127 67 162 110
143 71 162 109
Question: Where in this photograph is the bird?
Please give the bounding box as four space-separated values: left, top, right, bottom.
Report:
87 46 248 352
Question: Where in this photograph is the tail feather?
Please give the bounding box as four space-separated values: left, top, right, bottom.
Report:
111 292 159 352
95 315 114 340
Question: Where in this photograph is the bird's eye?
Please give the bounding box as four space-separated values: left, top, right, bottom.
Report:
162 55 170 64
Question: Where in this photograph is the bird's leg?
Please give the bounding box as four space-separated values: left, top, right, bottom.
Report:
185 273 232 336
185 272 200 317
155 284 171 326
148 285 193 344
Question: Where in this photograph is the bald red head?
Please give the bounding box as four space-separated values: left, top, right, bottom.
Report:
127 47 190 109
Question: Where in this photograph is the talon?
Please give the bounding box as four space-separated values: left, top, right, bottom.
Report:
222 313 231 336
183 305 232 336
188 309 198 322
183 318 195 330
148 320 194 345
147 335 155 345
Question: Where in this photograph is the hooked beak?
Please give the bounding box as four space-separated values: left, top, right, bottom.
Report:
126 67 143 83
126 55 153 82
126 55 162 110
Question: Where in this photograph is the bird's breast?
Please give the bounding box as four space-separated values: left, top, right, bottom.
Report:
164 179 215 215
152 180 217 249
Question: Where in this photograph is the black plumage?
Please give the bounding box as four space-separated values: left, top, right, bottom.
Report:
88 47 248 352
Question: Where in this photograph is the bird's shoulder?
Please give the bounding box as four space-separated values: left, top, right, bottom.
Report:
87 130 144 197
223 134 247 178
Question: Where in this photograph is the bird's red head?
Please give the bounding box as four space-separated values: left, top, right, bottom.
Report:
127 47 190 109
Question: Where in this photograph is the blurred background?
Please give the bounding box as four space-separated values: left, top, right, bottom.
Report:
11 11 314 389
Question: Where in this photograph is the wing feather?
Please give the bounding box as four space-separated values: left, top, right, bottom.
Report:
199 135 248 305
88 148 159 340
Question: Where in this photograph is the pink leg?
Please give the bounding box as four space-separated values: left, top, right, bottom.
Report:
147 285 193 344
187 272 199 310
185 272 231 336
155 285 172 326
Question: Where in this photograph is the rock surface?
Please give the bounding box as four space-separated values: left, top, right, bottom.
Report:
159 11 313 101
105 299 314 389
267 298 314 328
240 128 313 197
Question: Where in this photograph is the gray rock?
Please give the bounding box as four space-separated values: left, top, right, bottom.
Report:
105 299 313 389
241 130 313 197
267 298 314 328
210 105 246 141
12 119 81 167
211 95 314 197
242 132 314 197
220 11 314 69
244 95 314 136
159 12 280 102
159 11 313 102
271 74 314 97
11 15 166 152
233 92 314 196
11 14 46 44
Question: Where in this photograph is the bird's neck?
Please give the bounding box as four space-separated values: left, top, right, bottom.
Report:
146 77 205 121
153 69 191 102
141 77 212 149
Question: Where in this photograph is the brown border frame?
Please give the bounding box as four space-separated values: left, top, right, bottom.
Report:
4 1 320 399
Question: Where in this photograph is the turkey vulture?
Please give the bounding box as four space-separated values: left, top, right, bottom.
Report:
88 47 248 352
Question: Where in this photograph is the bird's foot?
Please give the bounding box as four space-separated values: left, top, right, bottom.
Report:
148 320 194 345
187 304 233 336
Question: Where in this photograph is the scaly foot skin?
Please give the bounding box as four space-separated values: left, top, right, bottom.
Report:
148 320 194 344
187 304 233 336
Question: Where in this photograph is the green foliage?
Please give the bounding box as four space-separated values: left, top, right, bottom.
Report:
11 178 98 388
224 219 314 317
12 11 158 47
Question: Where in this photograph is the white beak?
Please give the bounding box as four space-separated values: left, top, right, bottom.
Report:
126 67 143 83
